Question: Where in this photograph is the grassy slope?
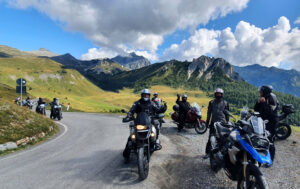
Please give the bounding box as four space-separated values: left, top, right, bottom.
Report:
0 84 58 145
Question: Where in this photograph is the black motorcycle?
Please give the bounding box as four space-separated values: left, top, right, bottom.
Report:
209 109 272 189
50 104 63 120
275 104 295 140
24 100 33 109
122 111 158 180
36 104 46 115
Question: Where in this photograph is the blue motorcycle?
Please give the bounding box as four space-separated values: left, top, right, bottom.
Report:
209 108 272 189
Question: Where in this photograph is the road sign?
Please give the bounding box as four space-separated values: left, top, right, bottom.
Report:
16 86 26 94
16 78 26 86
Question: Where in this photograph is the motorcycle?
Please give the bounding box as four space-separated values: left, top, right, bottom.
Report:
36 104 46 115
122 111 158 180
209 108 272 189
275 104 295 140
152 98 166 129
171 102 207 134
50 104 63 120
24 100 33 109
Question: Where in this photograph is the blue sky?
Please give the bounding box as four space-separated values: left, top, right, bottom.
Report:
0 0 300 70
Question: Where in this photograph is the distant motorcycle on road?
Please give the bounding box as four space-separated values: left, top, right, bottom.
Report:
36 104 46 115
50 104 63 120
171 102 207 134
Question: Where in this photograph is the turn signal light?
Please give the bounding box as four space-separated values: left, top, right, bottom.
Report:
150 132 155 138
136 125 147 130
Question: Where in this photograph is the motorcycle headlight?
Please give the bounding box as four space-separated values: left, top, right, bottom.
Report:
251 135 269 149
136 125 147 130
131 134 136 140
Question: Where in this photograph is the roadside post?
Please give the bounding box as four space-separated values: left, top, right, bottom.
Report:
16 78 26 106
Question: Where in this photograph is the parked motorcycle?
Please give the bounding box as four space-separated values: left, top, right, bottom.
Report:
50 104 63 120
275 104 295 140
122 111 158 180
171 102 207 134
209 108 272 189
24 100 33 109
36 104 46 115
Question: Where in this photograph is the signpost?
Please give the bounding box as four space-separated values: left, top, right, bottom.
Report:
16 78 26 106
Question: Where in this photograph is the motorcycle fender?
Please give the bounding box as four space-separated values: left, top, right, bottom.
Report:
236 133 272 165
228 146 240 165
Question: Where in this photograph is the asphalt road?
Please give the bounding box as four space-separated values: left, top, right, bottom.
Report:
0 112 299 189
0 112 172 189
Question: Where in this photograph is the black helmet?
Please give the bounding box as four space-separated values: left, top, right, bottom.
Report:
259 85 272 97
141 89 151 102
53 98 58 101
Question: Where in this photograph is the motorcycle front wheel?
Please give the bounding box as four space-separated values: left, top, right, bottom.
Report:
195 121 207 134
237 164 269 189
275 123 291 140
137 147 149 180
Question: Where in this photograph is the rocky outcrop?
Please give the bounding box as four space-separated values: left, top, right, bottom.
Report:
188 55 243 81
111 52 151 70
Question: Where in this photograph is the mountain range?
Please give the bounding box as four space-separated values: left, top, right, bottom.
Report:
0 44 300 125
234 64 300 98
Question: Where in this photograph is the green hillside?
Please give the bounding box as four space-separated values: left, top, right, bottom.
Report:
0 57 121 112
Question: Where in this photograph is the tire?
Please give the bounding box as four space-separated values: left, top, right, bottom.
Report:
209 153 219 173
58 113 61 121
195 121 207 134
137 147 149 180
275 123 291 140
237 164 269 189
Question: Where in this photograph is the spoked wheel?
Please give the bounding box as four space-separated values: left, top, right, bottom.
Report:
195 121 207 134
275 123 291 140
137 147 149 180
237 165 269 189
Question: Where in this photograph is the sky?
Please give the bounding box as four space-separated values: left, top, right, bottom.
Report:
0 0 300 70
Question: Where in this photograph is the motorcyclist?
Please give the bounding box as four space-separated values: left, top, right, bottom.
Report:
254 85 278 161
123 89 167 161
176 94 191 132
204 88 229 157
36 97 46 112
152 92 166 123
50 98 60 118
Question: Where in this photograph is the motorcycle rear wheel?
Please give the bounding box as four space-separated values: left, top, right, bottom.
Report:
237 164 269 189
138 147 149 180
275 123 291 140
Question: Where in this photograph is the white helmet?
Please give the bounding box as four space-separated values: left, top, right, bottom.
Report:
141 89 151 102
214 88 224 94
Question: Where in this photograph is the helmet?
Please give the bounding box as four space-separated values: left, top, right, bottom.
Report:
182 94 187 102
214 88 224 99
259 85 272 97
154 92 158 96
214 88 224 94
53 98 58 101
141 89 151 102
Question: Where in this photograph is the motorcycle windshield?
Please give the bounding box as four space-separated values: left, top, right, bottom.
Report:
191 102 201 116
240 106 249 120
250 116 265 135
135 112 151 126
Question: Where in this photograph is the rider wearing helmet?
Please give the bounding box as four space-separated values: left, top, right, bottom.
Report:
50 98 60 118
176 94 191 132
205 88 229 156
152 92 161 105
123 89 167 161
254 85 279 138
254 85 279 162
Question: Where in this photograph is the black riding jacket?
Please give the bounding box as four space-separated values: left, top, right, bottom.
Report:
176 98 191 114
206 98 229 125
254 93 279 121
128 99 167 117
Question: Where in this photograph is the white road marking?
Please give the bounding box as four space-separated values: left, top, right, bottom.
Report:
0 122 68 161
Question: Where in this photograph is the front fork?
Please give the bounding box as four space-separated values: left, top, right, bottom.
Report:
242 151 248 188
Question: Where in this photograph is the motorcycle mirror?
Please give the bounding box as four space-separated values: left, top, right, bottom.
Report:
264 120 269 124
202 105 205 108
121 109 126 113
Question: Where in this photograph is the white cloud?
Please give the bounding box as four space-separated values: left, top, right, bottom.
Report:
162 16 300 71
5 0 249 58
294 16 300 24
81 47 118 60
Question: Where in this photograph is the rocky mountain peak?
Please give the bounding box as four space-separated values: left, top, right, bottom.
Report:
188 55 243 81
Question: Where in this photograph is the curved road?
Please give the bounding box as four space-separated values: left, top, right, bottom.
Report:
0 112 299 189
